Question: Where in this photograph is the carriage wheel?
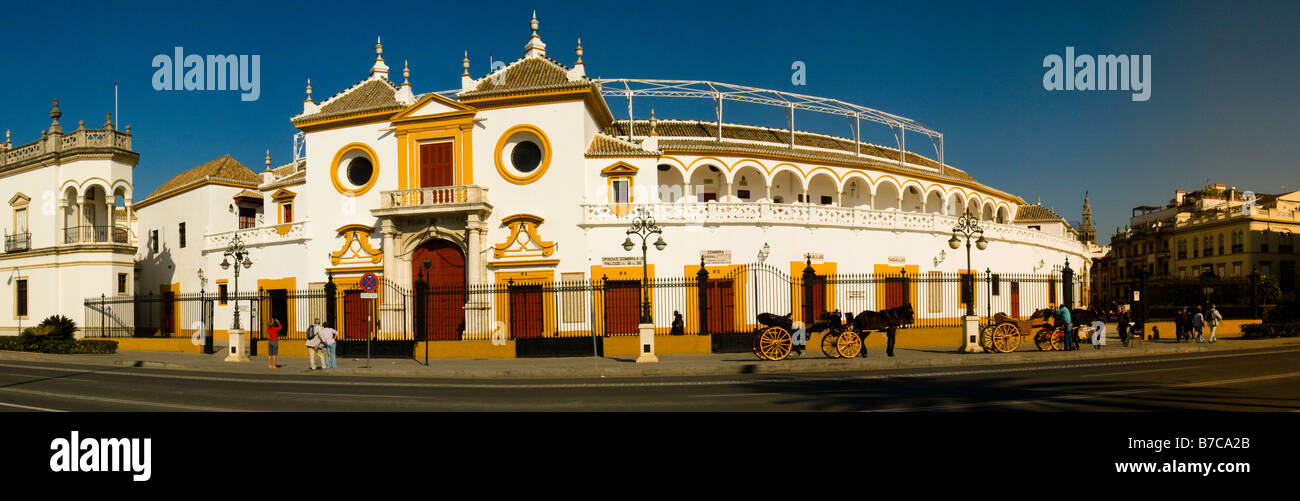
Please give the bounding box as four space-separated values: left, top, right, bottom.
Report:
980 325 997 352
1034 328 1054 351
757 327 792 361
836 329 862 358
992 323 1020 353
821 330 842 358
752 330 769 360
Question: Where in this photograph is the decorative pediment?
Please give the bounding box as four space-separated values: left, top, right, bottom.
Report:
492 214 556 259
330 224 382 265
600 161 639 176
271 188 297 201
9 193 31 207
390 93 476 122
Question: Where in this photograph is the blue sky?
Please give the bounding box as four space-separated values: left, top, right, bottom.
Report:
1 0 1297 240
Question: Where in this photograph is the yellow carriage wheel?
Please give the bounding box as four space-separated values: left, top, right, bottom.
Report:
993 323 1020 353
980 325 997 352
821 331 842 358
752 329 769 360
758 327 792 361
836 330 862 358
1049 329 1065 351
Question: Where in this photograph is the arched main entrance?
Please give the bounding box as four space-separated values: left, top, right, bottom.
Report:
413 239 466 340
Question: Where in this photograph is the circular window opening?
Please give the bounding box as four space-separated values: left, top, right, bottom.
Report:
347 157 373 187
511 141 542 173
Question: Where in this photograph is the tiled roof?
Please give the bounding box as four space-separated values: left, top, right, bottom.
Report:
233 189 263 200
458 56 591 99
586 133 658 157
605 120 945 170
1015 204 1065 222
292 78 403 125
141 155 260 203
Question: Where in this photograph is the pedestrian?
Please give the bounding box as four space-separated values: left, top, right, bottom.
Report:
1208 304 1223 343
1055 303 1075 350
267 318 282 369
1180 307 1190 340
305 318 325 370
1091 318 1106 349
1117 305 1130 346
1191 307 1205 343
670 311 684 335
319 321 338 369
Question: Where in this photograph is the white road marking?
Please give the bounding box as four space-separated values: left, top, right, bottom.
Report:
870 370 1300 412
0 400 65 412
0 347 1297 391
274 391 425 399
0 387 242 412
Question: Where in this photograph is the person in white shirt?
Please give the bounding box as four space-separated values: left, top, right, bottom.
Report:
305 318 326 370
319 322 338 369
1208 305 1223 343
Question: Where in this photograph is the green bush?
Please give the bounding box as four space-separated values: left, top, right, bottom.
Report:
1265 297 1300 324
37 315 78 341
72 339 118 354
1241 323 1300 339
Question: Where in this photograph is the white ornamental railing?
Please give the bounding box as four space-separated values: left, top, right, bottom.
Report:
581 202 1087 254
380 185 488 209
204 220 311 250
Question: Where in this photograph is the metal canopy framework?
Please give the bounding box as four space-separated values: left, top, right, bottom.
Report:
593 79 945 170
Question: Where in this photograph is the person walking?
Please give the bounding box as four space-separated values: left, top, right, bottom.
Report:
1117 305 1130 346
1056 303 1075 350
1191 307 1206 343
319 321 338 369
267 318 282 369
1208 304 1223 343
1174 307 1186 342
305 318 325 370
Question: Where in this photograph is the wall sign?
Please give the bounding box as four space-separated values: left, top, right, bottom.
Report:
602 257 643 267
701 250 731 265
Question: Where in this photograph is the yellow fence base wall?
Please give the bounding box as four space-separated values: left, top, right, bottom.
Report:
112 337 206 354
603 335 712 357
417 340 517 359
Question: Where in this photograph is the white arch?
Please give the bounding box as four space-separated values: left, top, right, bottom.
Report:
874 178 902 211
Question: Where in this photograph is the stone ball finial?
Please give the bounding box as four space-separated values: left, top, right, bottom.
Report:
265 149 271 168
306 78 313 100
531 11 538 34
403 60 410 82
50 98 62 119
375 36 383 57
462 51 470 74
105 112 114 129
576 38 583 63
78 120 85 129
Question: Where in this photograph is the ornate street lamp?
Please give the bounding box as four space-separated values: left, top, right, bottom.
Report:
949 210 988 317
622 207 666 323
219 234 253 330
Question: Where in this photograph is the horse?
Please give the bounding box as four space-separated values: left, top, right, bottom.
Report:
849 303 916 357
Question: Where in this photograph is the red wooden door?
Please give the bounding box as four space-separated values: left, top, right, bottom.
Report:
344 290 367 340
161 291 176 335
413 239 466 340
509 285 545 338
603 280 640 335
806 276 826 322
1010 282 1021 318
885 278 908 310
419 142 454 203
707 279 735 334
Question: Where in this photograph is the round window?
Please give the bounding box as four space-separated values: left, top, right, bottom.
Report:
347 157 373 187
511 141 542 173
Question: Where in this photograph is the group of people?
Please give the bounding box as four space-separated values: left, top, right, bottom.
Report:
1174 305 1223 343
264 318 338 370
1050 303 1107 350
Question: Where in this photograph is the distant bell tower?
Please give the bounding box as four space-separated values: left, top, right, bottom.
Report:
1079 191 1096 244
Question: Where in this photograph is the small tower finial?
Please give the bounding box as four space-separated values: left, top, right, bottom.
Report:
575 38 584 64
265 149 271 170
531 10 539 35
49 99 62 134
370 36 389 77
104 112 114 130
403 60 410 84
524 11 547 58
305 78 313 102
462 51 471 76
649 109 658 136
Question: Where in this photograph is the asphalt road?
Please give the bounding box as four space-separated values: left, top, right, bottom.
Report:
2 347 1300 411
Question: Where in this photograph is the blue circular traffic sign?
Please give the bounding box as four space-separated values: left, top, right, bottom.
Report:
361 273 378 292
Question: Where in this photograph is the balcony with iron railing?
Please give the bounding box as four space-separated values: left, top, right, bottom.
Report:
4 232 31 253
62 225 130 245
372 185 492 218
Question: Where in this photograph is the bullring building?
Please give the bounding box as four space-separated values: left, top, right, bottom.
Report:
125 14 1091 346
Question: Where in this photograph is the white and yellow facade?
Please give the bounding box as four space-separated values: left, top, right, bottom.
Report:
132 15 1091 339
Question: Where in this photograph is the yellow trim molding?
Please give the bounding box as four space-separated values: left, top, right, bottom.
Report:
492 214 556 259
330 226 383 265
494 124 552 185
487 259 561 269
330 143 380 196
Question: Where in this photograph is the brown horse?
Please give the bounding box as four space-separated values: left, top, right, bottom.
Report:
849 303 916 357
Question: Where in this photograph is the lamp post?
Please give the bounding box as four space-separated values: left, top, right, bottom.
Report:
949 210 987 352
622 207 666 324
623 207 666 363
220 234 253 361
948 210 988 316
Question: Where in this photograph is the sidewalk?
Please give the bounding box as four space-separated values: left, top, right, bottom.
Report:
3 335 1298 379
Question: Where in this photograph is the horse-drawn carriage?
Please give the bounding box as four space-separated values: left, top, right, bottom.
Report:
979 307 1099 353
752 304 915 361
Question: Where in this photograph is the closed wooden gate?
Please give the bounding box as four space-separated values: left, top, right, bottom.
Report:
706 279 736 334
509 284 545 338
603 280 640 335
